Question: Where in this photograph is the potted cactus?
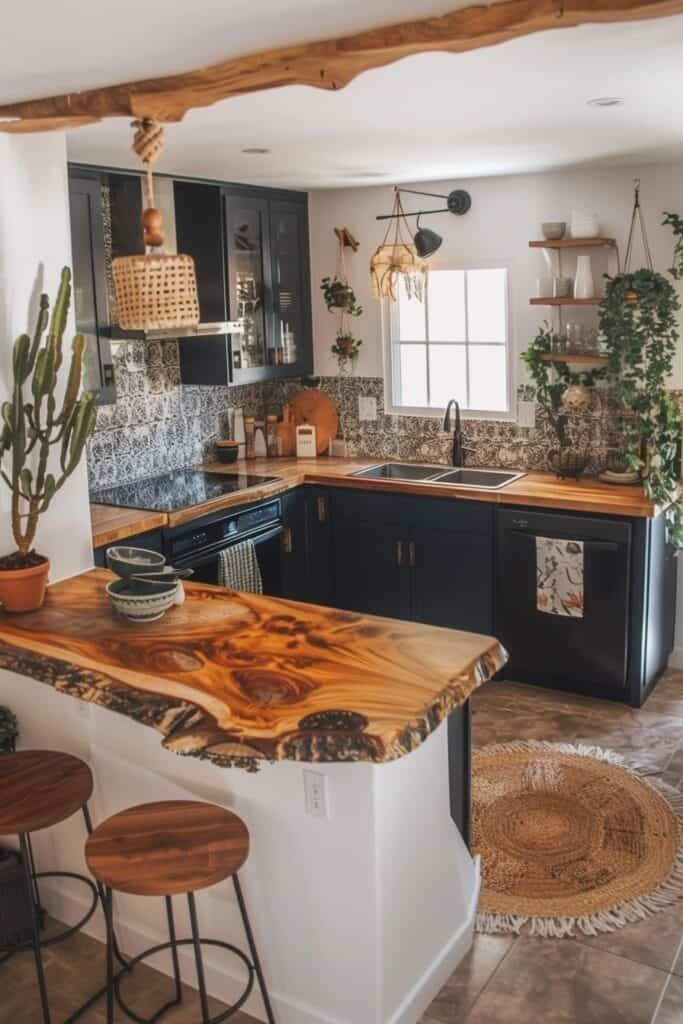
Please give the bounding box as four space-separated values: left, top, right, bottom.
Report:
0 268 96 612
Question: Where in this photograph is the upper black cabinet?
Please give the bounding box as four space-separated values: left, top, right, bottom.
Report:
67 173 116 405
175 180 313 386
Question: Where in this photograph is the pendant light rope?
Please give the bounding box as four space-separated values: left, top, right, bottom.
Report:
131 117 164 212
624 179 653 273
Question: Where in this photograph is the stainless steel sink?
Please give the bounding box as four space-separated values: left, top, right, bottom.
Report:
352 463 525 490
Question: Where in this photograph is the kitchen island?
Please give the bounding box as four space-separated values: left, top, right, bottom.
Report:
0 570 505 1024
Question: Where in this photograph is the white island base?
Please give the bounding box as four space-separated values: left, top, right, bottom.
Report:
3 672 479 1024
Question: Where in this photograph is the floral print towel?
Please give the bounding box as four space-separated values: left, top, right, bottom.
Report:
536 537 584 618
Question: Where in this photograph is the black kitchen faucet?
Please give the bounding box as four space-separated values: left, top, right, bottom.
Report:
443 399 470 467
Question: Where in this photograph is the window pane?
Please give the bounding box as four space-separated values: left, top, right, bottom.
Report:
398 344 428 407
469 346 508 411
397 275 426 341
428 346 467 409
467 269 507 342
428 270 465 342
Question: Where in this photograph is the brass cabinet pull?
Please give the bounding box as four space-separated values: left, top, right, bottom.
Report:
408 541 416 568
282 527 293 554
317 494 328 522
396 540 404 566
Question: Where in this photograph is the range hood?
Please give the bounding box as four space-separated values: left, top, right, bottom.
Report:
110 176 242 343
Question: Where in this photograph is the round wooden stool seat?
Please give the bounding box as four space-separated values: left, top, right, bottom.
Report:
0 749 93 836
85 800 250 896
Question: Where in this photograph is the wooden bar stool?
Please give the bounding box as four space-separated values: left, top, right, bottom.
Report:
85 799 276 1024
0 749 123 1024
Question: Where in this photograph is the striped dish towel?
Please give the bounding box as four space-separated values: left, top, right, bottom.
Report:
218 540 263 594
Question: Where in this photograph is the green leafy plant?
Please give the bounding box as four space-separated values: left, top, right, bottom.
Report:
0 267 97 565
0 707 18 753
320 276 363 317
331 331 362 370
521 324 606 448
662 211 683 280
599 269 683 545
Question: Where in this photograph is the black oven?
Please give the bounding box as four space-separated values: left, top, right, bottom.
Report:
165 499 283 595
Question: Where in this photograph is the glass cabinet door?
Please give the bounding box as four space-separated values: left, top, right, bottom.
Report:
68 175 116 404
270 202 306 368
224 194 271 373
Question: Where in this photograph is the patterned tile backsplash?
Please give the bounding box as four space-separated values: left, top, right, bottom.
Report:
87 353 683 490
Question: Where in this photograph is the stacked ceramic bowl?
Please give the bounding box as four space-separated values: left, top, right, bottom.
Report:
570 211 600 238
105 547 184 622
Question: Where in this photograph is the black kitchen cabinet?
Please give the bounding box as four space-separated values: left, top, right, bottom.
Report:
330 488 494 633
280 486 334 605
67 173 116 404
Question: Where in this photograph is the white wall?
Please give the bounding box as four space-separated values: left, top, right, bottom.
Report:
309 161 683 387
0 132 93 581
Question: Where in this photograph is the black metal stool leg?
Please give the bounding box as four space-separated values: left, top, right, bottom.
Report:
165 895 183 1005
82 803 128 971
20 833 51 1024
187 891 211 1024
232 874 276 1024
104 887 115 1024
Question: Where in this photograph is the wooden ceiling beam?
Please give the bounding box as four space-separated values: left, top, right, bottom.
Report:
1 0 682 133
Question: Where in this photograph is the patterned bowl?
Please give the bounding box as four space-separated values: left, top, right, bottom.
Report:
106 546 166 579
105 577 178 622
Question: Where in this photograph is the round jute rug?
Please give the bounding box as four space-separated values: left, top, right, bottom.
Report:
473 741 683 938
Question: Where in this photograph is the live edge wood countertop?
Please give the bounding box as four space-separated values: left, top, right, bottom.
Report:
0 569 506 770
91 456 658 547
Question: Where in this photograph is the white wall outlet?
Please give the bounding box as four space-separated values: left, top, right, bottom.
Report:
304 769 330 819
358 396 377 422
517 400 536 429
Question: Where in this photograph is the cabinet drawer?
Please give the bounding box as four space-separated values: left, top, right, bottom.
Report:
331 487 493 534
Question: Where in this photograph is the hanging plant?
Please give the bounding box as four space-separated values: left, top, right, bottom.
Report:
522 324 607 449
599 269 683 545
662 211 683 280
332 331 362 371
320 276 363 316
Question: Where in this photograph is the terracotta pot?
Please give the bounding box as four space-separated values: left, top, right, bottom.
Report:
336 337 355 354
0 557 50 613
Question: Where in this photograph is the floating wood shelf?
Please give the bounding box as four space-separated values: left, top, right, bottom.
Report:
530 297 600 307
539 353 608 365
529 238 616 249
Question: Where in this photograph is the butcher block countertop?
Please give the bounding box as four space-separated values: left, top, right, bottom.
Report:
0 569 506 770
91 456 658 546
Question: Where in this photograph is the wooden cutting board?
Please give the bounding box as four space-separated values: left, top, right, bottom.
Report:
290 389 339 455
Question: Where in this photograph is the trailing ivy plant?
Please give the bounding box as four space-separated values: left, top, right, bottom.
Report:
320 276 363 317
662 212 683 280
521 323 607 448
599 269 683 546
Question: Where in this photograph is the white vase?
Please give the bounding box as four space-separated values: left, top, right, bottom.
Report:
574 253 595 299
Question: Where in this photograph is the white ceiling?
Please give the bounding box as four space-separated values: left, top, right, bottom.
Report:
5 4 683 189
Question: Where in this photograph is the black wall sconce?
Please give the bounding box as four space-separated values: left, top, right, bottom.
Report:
376 188 472 258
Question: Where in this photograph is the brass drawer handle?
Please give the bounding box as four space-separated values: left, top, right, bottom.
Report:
396 540 404 566
282 527 293 554
317 495 328 522
408 541 416 568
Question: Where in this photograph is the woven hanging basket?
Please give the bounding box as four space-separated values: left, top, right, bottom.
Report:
113 252 200 331
370 242 427 301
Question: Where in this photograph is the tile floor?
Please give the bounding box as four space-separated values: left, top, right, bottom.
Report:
3 673 683 1023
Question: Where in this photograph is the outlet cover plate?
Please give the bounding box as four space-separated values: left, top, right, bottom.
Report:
517 400 536 429
358 396 377 422
304 769 330 819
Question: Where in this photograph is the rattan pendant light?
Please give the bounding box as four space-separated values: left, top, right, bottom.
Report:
370 189 428 302
112 119 200 332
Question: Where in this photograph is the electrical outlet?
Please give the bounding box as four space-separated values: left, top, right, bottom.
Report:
304 769 330 818
517 400 536 429
358 396 377 422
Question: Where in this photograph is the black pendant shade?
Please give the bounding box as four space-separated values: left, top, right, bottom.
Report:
414 226 442 258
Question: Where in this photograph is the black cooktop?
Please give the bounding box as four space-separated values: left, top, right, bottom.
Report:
91 469 280 514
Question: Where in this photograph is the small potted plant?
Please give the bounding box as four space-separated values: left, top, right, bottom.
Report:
320 275 363 317
331 331 362 371
0 267 96 612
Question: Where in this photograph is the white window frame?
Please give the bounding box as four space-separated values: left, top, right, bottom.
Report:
383 261 515 421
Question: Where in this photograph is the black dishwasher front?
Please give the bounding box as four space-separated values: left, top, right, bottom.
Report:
496 507 631 695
